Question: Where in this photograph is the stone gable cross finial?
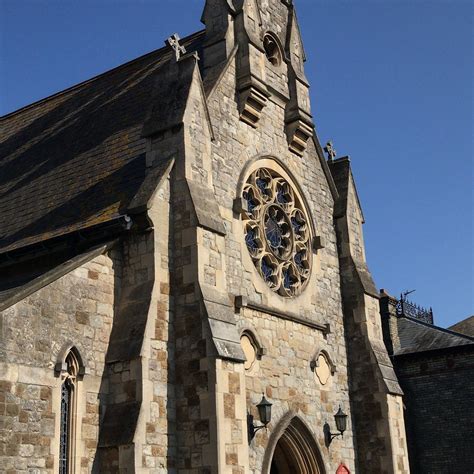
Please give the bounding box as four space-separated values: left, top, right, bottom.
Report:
167 33 186 61
324 141 337 161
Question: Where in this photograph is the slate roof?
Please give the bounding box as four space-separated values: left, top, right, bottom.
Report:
394 316 474 356
449 315 474 337
0 30 204 255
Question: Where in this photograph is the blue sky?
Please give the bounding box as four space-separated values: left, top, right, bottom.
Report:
1 0 472 327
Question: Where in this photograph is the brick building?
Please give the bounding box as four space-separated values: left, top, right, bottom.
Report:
380 292 474 473
1 1 410 473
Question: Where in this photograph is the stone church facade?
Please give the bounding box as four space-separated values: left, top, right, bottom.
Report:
1 1 410 473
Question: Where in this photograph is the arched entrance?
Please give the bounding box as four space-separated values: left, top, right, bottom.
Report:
267 417 326 474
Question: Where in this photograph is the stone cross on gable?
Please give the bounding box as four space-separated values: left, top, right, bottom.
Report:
324 141 337 161
167 33 187 61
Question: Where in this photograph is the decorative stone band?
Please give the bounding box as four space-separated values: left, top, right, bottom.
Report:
234 295 331 335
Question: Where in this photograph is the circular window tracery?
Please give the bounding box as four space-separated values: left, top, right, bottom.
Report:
242 167 312 297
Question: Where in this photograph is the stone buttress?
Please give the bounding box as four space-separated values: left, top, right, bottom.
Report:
329 156 410 474
142 45 250 472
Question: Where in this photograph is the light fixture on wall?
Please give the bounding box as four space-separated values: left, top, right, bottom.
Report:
326 406 348 446
248 394 272 443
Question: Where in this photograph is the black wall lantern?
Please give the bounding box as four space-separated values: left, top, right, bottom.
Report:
325 405 348 446
248 394 272 443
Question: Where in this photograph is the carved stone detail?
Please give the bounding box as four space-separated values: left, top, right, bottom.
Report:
240 167 313 297
239 85 270 128
286 119 314 156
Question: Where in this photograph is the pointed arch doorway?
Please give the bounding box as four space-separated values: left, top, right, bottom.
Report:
266 417 326 474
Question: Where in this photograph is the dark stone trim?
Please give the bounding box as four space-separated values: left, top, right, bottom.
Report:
234 295 330 335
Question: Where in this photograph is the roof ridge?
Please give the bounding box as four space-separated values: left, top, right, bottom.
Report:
449 314 474 326
0 29 205 121
401 315 474 342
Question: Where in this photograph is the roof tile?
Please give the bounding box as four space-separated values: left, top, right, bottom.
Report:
0 30 204 254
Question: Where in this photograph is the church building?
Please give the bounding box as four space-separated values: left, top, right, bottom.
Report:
1 1 411 472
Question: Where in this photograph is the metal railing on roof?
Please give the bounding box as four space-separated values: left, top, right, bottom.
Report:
396 294 434 325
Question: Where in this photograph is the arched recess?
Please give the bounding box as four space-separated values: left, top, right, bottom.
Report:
239 327 267 372
54 342 86 379
262 413 327 474
240 327 267 357
310 349 337 375
263 31 286 66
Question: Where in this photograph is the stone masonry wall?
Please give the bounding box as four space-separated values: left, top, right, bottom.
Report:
237 309 354 473
0 251 120 473
171 178 214 472
96 172 174 473
142 175 176 472
205 50 356 471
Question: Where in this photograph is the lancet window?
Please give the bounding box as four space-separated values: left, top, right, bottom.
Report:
59 349 79 474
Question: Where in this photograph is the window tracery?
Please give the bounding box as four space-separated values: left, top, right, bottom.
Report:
242 167 312 297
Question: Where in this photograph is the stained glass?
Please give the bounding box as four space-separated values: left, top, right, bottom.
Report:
276 186 288 204
261 259 273 281
242 167 312 297
59 379 71 474
291 216 303 234
265 216 282 249
256 178 270 198
283 268 294 289
243 190 257 215
294 251 303 269
245 228 259 252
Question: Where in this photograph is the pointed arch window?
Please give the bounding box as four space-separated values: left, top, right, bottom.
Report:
59 349 79 474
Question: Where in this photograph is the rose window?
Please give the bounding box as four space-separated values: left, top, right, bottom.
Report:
242 168 312 297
